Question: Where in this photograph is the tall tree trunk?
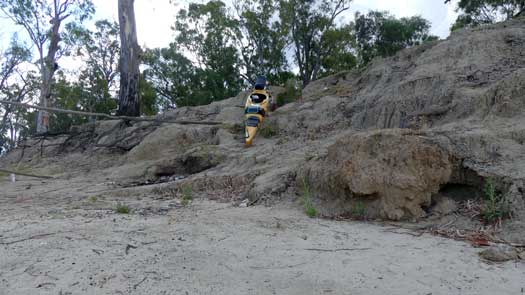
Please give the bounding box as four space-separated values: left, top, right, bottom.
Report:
117 0 140 117
36 15 62 134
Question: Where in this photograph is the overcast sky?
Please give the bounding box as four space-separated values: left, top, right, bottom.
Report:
89 0 459 49
0 0 460 62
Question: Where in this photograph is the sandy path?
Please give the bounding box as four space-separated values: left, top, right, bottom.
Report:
0 178 523 295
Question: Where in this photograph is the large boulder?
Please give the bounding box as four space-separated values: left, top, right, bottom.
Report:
306 129 454 220
126 125 219 162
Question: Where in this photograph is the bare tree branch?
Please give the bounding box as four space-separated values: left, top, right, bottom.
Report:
0 100 224 125
0 168 54 179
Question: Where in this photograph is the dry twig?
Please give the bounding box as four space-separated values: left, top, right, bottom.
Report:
304 248 371 252
0 232 57 245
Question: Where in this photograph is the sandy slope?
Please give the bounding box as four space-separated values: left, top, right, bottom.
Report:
0 176 523 295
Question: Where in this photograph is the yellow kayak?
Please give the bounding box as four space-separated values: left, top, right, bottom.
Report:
244 89 271 147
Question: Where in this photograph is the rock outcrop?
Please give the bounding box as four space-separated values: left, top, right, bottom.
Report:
2 18 525 234
305 129 454 220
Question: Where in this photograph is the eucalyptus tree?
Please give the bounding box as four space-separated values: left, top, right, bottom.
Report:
446 0 525 31
279 0 352 87
232 0 290 84
73 20 120 114
0 38 33 153
174 0 244 101
0 0 95 133
117 0 141 117
355 11 437 65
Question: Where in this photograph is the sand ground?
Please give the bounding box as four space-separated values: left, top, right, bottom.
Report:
0 176 524 295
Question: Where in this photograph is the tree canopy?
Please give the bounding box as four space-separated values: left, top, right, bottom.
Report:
355 11 436 65
0 0 96 133
447 0 525 31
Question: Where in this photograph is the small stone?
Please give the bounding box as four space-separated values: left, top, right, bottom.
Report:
238 199 249 208
479 244 519 262
431 195 458 216
518 251 525 260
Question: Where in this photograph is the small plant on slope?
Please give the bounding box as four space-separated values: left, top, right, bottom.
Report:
181 185 193 206
302 177 317 218
116 203 131 214
351 201 366 220
481 178 510 224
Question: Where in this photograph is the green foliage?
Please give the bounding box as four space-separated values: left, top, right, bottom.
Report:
74 20 120 96
181 185 193 206
147 6 247 107
139 73 158 116
147 0 437 101
305 205 317 218
259 121 279 138
351 201 366 219
72 20 120 114
234 0 289 82
481 178 510 224
279 0 354 86
449 0 525 31
18 110 37 141
14 18 158 135
319 24 358 77
47 66 119 134
174 1 243 102
355 11 436 65
115 203 131 214
301 177 317 218
268 71 297 87
0 0 95 30
49 76 91 133
0 0 100 137
276 79 302 106
0 0 96 75
0 36 33 154
143 45 195 108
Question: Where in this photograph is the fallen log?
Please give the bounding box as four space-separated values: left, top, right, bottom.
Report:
0 168 54 179
0 100 223 126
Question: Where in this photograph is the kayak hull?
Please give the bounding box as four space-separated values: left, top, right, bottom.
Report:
245 114 264 147
244 89 271 147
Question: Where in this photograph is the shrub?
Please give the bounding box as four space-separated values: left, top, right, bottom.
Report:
259 122 279 138
351 201 366 219
276 79 302 107
481 178 510 224
116 203 131 214
181 185 193 206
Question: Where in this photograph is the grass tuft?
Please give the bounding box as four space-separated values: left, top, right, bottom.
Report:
351 201 366 219
181 185 193 206
259 122 279 138
116 203 131 214
302 177 317 218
